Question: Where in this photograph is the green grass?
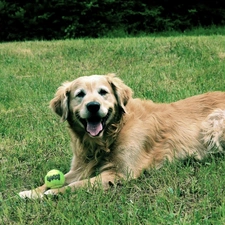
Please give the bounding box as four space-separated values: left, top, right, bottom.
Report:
1 27 225 224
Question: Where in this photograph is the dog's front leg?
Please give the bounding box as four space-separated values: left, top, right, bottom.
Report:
44 171 120 196
19 184 47 199
18 170 78 199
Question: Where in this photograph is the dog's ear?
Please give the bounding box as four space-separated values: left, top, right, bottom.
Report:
106 73 133 113
49 81 72 121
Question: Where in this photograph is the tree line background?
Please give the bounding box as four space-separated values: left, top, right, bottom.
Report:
1 0 225 42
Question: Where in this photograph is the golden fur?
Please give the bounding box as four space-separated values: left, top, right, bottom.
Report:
19 73 225 199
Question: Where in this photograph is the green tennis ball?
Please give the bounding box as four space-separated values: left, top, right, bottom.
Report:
44 169 65 189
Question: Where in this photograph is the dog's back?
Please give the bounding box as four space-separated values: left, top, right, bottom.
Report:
113 92 225 176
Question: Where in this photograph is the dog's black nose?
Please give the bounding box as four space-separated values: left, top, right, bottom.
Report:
87 102 100 113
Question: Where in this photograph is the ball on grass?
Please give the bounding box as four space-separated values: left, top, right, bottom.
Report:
44 169 65 189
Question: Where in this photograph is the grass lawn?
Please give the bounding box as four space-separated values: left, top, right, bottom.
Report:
1 27 225 224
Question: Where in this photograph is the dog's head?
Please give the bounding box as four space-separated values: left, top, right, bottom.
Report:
50 74 132 137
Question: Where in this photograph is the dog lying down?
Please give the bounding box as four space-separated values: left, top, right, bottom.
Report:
19 73 225 199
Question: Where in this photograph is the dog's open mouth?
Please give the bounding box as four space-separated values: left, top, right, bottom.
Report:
86 117 103 136
77 109 112 137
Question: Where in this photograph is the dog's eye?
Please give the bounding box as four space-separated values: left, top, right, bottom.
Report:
99 89 108 96
76 91 85 98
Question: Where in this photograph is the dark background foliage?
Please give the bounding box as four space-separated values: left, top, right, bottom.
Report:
1 0 225 41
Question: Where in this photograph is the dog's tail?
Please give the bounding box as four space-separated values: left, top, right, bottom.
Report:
201 109 225 152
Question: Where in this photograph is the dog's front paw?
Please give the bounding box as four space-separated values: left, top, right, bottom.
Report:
44 189 58 196
19 190 44 199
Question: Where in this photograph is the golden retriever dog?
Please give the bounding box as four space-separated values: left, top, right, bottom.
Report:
19 73 225 199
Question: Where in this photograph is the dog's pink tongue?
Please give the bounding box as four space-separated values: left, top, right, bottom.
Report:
87 121 103 136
